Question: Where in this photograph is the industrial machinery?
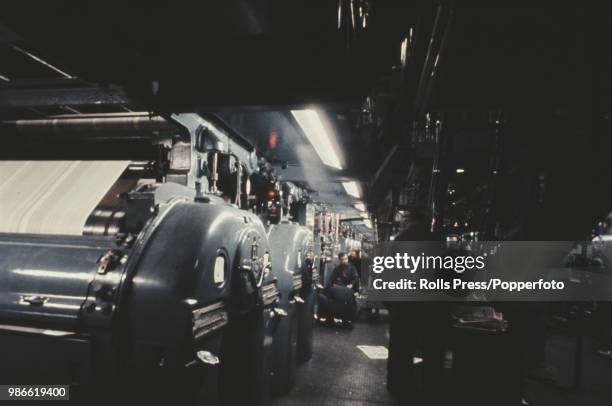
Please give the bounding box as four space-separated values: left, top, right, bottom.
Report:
0 113 285 405
173 114 319 399
315 209 342 287
266 221 312 394
244 165 317 393
271 183 317 370
289 198 318 364
295 237 318 364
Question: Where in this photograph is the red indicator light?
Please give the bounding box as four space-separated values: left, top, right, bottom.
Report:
268 130 279 149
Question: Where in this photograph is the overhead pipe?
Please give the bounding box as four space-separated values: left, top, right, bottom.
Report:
3 113 177 139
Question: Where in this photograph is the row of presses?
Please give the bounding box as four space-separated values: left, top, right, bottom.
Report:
0 112 330 405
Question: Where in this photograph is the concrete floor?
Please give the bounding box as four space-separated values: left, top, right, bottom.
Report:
272 319 396 406
272 317 612 406
523 334 612 406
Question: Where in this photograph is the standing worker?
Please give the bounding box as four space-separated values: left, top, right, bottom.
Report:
386 211 450 405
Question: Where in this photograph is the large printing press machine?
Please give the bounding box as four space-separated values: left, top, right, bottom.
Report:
0 112 320 405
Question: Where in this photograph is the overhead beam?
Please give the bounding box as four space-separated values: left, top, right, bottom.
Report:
0 85 131 110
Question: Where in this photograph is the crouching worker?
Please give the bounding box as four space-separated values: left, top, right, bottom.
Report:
317 252 359 327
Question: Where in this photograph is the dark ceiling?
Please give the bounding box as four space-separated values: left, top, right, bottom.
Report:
1 1 611 238
0 0 423 108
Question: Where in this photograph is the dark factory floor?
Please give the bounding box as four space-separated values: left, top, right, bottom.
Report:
272 315 612 406
523 334 612 406
272 317 396 406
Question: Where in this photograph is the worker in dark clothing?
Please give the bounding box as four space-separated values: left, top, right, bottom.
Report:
387 301 450 403
330 252 360 292
317 252 359 326
348 249 362 279
386 211 450 405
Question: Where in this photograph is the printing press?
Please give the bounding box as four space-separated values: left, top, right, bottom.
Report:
0 112 310 405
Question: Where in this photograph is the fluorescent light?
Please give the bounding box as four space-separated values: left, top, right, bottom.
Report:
342 181 360 198
291 109 343 169
364 219 373 228
354 202 366 211
456 168 465 174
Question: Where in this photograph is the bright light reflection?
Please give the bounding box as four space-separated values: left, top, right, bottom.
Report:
291 109 343 170
354 202 366 211
342 181 361 198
